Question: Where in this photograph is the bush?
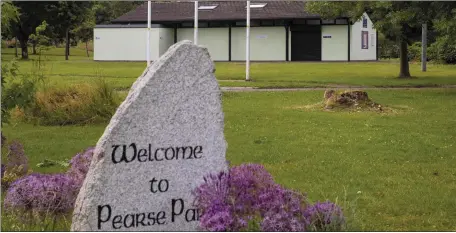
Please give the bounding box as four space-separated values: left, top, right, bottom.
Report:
1 59 43 125
4 173 79 214
2 146 94 227
193 164 345 232
67 147 95 186
21 79 120 126
428 36 456 64
408 42 422 62
304 201 345 231
378 33 399 59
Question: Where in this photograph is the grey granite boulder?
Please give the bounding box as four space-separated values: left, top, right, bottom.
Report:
71 40 227 231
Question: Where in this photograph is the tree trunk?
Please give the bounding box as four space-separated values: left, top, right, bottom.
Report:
398 38 411 78
65 29 70 60
15 37 18 58
19 38 29 60
85 41 89 57
32 42 37 55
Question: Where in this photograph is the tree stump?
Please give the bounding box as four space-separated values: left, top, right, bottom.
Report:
324 90 382 111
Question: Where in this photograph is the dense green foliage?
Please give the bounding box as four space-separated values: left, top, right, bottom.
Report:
306 1 456 77
0 2 20 38
1 59 42 125
5 1 142 59
429 35 456 64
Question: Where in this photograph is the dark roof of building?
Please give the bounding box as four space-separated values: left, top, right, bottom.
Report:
112 1 323 24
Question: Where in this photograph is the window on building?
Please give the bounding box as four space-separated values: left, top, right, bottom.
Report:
235 21 246 26
236 20 260 26
307 19 321 25
274 20 286 26
199 22 209 28
248 3 267 8
292 19 306 25
260 20 274 26
362 31 369 49
181 22 193 28
362 16 367 28
198 5 218 10
371 33 375 47
335 19 348 24
322 19 334 24
209 22 228 27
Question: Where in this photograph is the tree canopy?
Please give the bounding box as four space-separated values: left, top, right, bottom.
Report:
5 1 141 59
306 1 456 78
1 1 20 38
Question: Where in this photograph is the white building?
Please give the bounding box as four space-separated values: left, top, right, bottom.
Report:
94 1 378 62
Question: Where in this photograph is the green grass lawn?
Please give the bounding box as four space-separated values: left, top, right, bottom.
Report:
2 47 456 90
2 89 456 231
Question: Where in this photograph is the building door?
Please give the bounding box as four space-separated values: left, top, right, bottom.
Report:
291 25 322 61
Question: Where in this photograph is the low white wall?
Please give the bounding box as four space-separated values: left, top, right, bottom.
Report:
177 28 229 61
231 27 286 61
159 28 175 56
350 13 377 61
94 28 160 61
321 25 349 61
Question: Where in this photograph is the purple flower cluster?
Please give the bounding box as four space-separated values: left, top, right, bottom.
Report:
67 147 95 186
194 164 315 232
3 146 95 216
304 201 345 231
3 173 79 214
259 186 309 231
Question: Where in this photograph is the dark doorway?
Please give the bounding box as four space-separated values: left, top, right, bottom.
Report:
291 25 322 61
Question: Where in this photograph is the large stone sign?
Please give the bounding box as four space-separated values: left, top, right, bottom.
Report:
71 40 228 231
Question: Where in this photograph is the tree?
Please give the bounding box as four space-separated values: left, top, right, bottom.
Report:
12 2 51 59
72 7 95 57
1 1 20 57
1 1 20 38
432 2 456 40
70 1 142 58
93 1 144 24
29 21 51 61
306 2 450 78
45 1 92 60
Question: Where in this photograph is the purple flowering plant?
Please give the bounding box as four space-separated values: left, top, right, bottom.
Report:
3 146 95 217
4 173 79 214
193 163 346 232
304 201 345 231
67 146 95 186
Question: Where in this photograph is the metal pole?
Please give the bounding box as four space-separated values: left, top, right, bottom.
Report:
421 23 427 72
246 1 250 81
147 1 151 66
194 1 198 45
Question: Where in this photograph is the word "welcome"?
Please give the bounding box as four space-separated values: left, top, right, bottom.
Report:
111 143 203 164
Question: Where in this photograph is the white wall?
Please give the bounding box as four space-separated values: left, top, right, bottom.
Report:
159 28 175 56
232 27 286 61
177 28 229 61
94 28 160 61
350 13 377 61
321 25 349 61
